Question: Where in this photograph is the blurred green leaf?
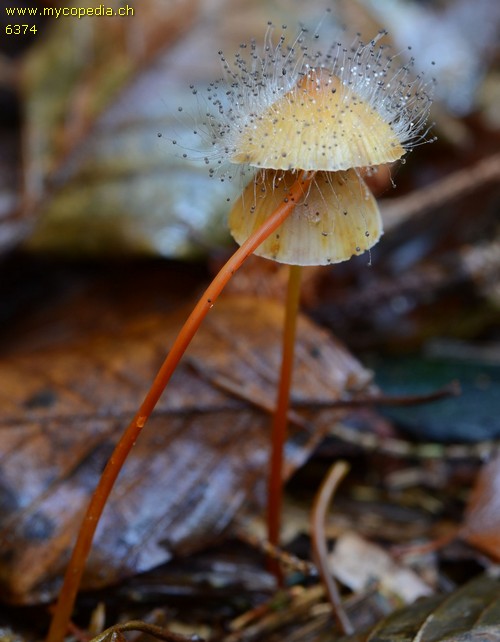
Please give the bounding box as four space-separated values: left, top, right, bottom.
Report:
370 351 500 442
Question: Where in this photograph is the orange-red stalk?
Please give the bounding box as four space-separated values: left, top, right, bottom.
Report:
267 263 302 576
46 171 314 642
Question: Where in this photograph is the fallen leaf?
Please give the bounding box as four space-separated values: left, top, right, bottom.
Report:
340 572 500 642
461 454 500 561
330 531 432 604
0 295 372 604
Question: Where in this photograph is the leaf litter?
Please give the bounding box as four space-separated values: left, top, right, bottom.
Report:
0 295 372 605
1 0 500 638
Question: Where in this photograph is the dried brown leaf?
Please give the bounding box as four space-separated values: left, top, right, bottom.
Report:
461 455 500 561
0 295 371 604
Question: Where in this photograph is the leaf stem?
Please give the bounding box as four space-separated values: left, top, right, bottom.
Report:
46 171 314 642
267 263 302 575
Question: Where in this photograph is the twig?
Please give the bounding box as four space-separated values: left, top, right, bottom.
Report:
382 152 500 232
89 621 202 642
311 461 353 635
189 369 497 460
321 381 461 408
190 364 459 416
234 525 317 577
329 422 500 460
223 585 326 642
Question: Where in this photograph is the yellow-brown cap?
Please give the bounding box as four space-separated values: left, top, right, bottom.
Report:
230 69 404 171
229 169 383 265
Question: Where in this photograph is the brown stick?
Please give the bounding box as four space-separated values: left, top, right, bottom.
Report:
382 152 500 231
311 461 353 635
89 621 202 642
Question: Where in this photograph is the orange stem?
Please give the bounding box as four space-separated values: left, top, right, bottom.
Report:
46 171 314 642
267 264 302 576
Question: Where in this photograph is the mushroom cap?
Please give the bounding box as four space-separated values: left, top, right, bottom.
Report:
230 69 405 172
229 168 383 266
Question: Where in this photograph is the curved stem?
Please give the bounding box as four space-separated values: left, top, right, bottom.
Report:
267 264 302 577
89 620 198 642
311 461 353 635
46 171 315 642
